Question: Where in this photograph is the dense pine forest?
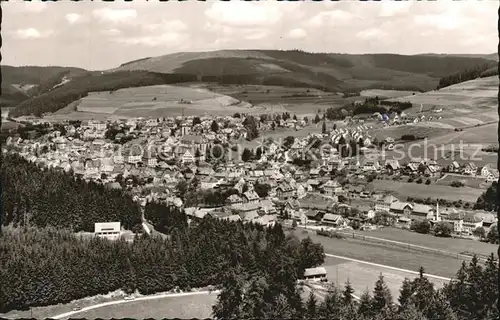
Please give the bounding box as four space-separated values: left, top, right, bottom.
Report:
437 61 497 89
214 255 499 320
1 154 142 232
0 220 324 313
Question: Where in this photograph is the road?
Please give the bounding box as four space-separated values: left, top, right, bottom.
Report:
51 290 220 320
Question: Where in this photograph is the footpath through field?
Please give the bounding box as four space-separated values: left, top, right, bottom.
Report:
51 290 220 320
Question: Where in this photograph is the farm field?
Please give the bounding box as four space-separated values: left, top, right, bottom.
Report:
423 122 498 146
390 76 498 112
57 292 218 320
360 89 419 99
206 84 353 111
52 84 263 120
436 173 490 189
369 180 484 203
368 124 454 142
292 231 467 279
345 227 497 258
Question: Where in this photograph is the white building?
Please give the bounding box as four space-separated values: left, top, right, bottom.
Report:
94 222 121 241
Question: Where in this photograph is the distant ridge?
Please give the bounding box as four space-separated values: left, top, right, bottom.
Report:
5 50 496 117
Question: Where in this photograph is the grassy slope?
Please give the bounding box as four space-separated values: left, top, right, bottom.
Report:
370 180 483 203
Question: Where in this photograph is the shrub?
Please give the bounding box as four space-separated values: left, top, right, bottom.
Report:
450 180 465 188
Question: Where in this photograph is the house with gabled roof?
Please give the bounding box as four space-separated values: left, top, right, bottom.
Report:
321 213 347 228
243 189 261 204
448 161 460 173
410 204 434 221
375 195 399 212
389 202 413 216
462 163 477 175
323 180 343 197
276 182 294 200
384 159 400 173
232 203 261 221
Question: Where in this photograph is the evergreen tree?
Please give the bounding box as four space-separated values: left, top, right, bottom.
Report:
322 121 327 134
314 114 321 124
342 279 355 305
371 274 393 315
358 289 373 318
398 277 414 308
319 286 343 319
242 148 254 162
211 120 219 133
306 291 318 318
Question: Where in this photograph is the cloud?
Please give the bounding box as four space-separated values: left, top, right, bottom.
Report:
379 1 413 17
115 32 188 48
414 14 461 31
205 2 283 27
11 28 53 40
306 10 359 28
7 1 48 13
65 13 83 25
143 20 188 33
103 29 122 36
356 28 388 40
92 8 137 24
244 30 270 41
287 28 307 40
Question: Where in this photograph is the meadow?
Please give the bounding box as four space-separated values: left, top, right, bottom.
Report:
436 173 490 189
342 227 497 258
360 89 419 99
58 292 217 320
321 256 449 302
293 231 469 279
390 76 498 112
369 180 484 203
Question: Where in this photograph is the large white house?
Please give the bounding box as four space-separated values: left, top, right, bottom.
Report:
94 222 121 241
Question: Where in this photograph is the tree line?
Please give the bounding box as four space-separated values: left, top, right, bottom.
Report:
10 71 199 117
214 254 499 320
0 218 324 313
437 62 497 89
1 153 142 232
323 99 413 121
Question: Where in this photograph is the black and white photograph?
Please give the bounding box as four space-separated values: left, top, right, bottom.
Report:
0 0 499 319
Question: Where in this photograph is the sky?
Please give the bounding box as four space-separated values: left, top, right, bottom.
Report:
2 0 498 70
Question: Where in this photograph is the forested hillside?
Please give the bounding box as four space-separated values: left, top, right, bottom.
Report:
437 61 497 89
0 220 324 313
1 153 142 232
1 66 87 108
7 51 494 117
9 71 197 117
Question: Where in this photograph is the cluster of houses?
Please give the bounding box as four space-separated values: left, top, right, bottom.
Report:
4 115 498 237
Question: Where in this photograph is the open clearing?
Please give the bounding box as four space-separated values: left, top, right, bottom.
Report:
50 84 266 120
293 231 468 279
206 84 354 115
370 180 483 203
322 256 448 302
342 227 497 258
57 292 217 320
360 89 419 99
390 76 497 111
368 124 454 142
437 173 490 189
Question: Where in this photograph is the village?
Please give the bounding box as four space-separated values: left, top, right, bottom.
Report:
3 112 498 242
